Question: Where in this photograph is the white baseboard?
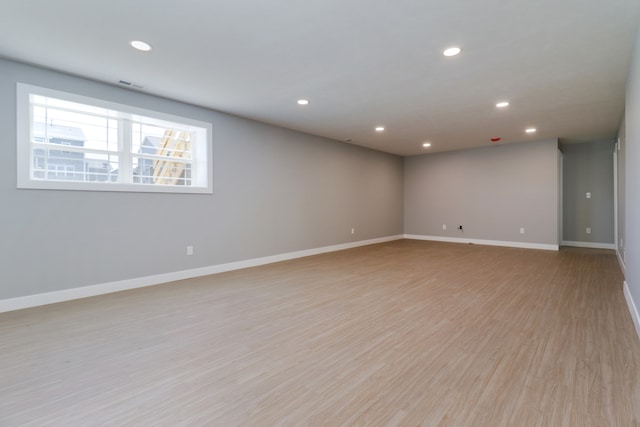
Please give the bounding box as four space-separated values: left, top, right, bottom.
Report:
617 250 626 276
623 281 640 342
404 234 559 251
561 241 616 250
0 235 403 314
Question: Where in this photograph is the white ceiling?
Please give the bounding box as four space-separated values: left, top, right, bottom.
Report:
1 0 639 156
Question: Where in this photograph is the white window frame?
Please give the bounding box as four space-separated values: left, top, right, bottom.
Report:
17 83 213 194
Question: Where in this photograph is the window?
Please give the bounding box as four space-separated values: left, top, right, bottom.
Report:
17 83 212 193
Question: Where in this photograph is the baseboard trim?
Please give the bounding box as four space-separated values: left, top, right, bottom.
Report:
561 241 616 250
617 250 626 276
623 281 640 342
403 234 559 251
0 235 403 314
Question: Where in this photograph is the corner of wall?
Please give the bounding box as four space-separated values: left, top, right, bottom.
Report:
624 281 640 341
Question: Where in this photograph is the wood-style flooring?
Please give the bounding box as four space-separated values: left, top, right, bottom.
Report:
1 240 639 426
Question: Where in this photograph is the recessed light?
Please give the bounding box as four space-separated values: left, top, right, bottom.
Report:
496 101 509 108
422 142 432 148
130 40 152 51
525 128 537 133
443 47 461 57
375 126 385 132
297 99 309 105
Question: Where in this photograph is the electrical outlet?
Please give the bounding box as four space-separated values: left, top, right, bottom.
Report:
586 192 591 199
187 245 194 256
586 227 591 234
520 227 525 234
442 224 447 230
351 228 355 235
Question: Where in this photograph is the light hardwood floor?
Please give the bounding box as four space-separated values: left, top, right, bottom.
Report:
1 240 639 426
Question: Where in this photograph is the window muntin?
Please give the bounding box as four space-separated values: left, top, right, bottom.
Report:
17 84 212 193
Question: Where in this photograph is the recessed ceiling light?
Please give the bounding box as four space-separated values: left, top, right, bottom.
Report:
443 47 461 57
422 142 432 148
297 99 309 105
525 128 537 133
496 101 509 108
130 40 152 51
375 126 385 132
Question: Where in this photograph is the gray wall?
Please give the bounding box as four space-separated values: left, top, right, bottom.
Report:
0 59 404 300
624 26 640 313
561 141 615 244
404 140 559 245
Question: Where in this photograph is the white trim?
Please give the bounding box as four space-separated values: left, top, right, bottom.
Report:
559 151 563 248
614 150 618 255
561 240 616 250
623 281 640 341
403 234 559 251
617 250 626 276
0 235 403 313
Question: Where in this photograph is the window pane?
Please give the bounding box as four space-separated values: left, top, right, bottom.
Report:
85 154 119 182
32 146 118 183
32 109 116 153
133 156 191 185
132 124 193 186
133 124 192 159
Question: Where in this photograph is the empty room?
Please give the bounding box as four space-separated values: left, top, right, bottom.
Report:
2 1 640 425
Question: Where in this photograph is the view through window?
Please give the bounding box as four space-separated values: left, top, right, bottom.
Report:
18 84 212 193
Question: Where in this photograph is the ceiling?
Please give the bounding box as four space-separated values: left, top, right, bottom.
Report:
1 0 639 156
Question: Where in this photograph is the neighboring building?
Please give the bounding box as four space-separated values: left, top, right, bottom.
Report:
32 123 113 182
134 136 161 184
